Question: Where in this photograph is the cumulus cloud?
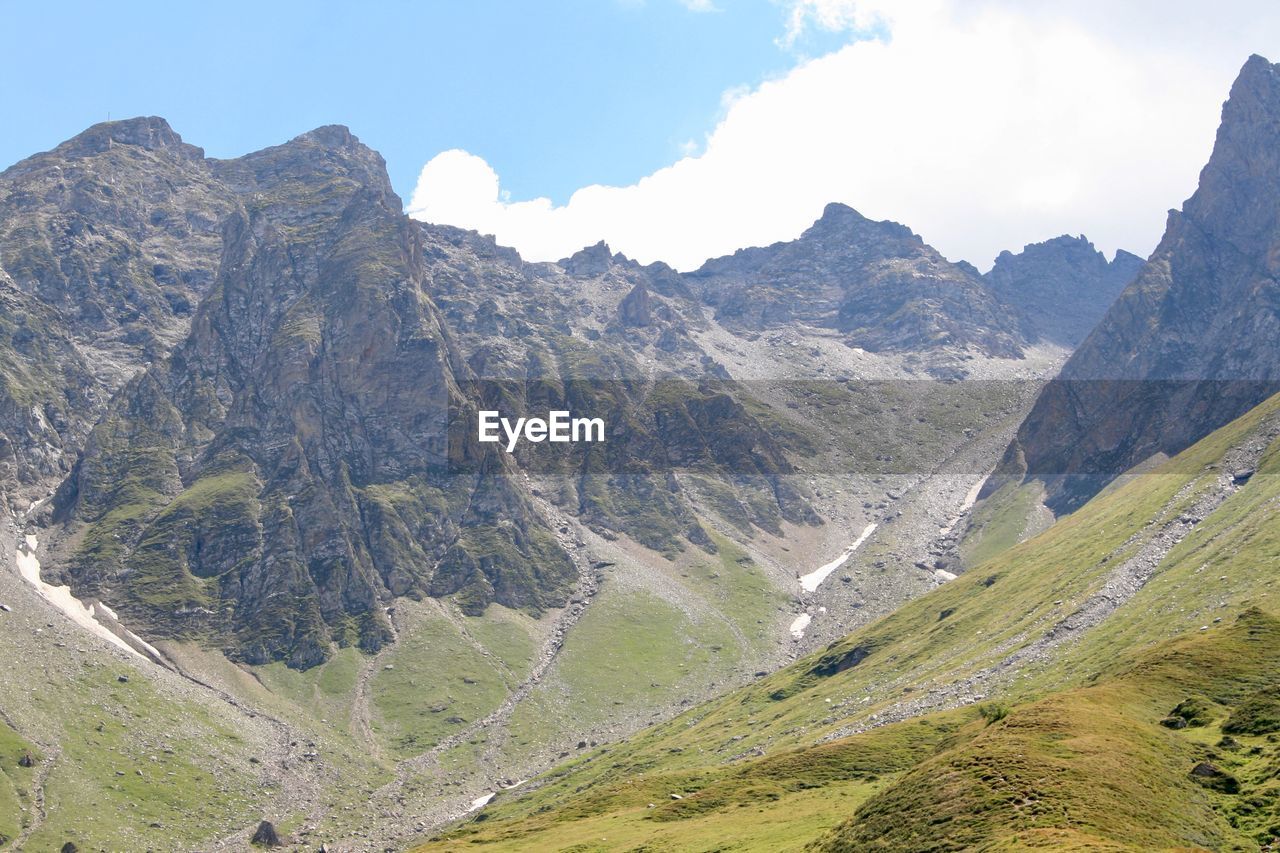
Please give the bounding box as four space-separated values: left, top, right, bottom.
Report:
408 0 1280 271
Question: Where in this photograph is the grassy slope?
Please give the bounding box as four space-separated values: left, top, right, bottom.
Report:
414 393 1280 852
0 666 269 852
491 530 789 766
421 611 1280 851
370 601 540 759
959 479 1046 568
0 722 37 847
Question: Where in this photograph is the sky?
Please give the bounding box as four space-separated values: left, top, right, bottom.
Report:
5 1 1280 270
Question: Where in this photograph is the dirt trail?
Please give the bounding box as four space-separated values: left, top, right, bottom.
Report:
825 410 1280 740
341 482 604 850
349 630 396 766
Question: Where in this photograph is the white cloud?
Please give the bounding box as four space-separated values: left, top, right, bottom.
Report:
778 0 898 48
408 0 1280 271
679 0 719 11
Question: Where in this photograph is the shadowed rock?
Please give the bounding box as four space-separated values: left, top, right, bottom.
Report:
251 820 282 846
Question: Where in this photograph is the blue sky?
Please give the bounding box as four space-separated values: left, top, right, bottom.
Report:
1 0 841 204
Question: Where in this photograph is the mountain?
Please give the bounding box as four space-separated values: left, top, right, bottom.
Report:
0 113 1142 849
52 127 583 668
984 235 1143 347
41 128 1093 670
688 202 1027 362
0 117 237 512
992 55 1280 514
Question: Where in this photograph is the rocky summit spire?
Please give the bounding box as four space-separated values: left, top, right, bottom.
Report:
993 54 1280 514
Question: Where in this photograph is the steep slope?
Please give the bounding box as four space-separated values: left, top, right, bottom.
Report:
423 611 1280 852
985 235 1143 347
0 273 96 516
52 128 574 668
995 54 1280 514
415 389 1280 851
0 117 237 509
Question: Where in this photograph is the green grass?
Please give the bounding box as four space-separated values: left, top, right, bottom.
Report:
421 712 963 851
534 587 736 726
420 610 1280 852
497 552 773 764
23 668 266 851
0 721 38 847
371 602 536 758
817 611 1280 851
254 645 363 727
410 392 1280 853
681 530 787 656
959 479 1044 567
462 605 540 683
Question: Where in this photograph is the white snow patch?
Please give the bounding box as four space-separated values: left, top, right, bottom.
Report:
934 569 958 582
96 600 166 660
799 523 877 592
789 612 812 640
961 474 989 512
468 792 496 812
15 537 147 659
939 473 991 536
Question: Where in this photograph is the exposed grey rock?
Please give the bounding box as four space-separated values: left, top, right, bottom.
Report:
250 819 282 846
688 202 1026 359
985 234 1142 347
992 55 1280 513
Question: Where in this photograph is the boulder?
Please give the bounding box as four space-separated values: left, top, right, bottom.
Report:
251 820 282 847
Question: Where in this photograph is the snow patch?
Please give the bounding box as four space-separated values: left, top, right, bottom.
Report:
468 792 496 812
799 523 877 593
789 612 812 640
939 473 990 536
961 474 989 512
14 537 150 660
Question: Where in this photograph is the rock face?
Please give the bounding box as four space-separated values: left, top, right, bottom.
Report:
993 55 1280 514
985 235 1143 347
1 117 1133 669
0 117 237 510
43 127 817 667
688 203 1026 359
55 129 574 667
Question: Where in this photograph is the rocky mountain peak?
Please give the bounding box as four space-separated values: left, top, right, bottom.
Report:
1180 54 1280 249
559 240 616 276
992 53 1280 513
688 203 1024 359
58 116 202 160
985 234 1142 346
211 124 397 207
802 201 918 247
295 123 364 150
1 117 206 182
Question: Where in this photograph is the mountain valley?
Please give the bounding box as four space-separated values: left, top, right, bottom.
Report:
1 52 1278 853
